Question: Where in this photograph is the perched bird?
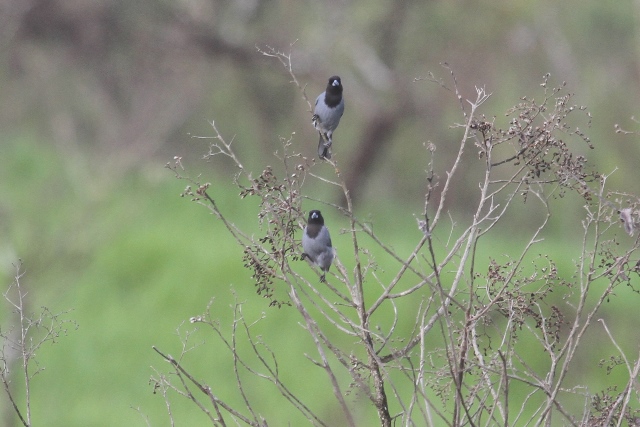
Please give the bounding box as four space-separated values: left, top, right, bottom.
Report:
302 210 334 282
312 75 344 159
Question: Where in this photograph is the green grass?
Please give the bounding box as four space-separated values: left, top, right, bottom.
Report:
2 133 639 425
2 135 379 425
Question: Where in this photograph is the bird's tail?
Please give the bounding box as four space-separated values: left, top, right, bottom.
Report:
318 134 331 159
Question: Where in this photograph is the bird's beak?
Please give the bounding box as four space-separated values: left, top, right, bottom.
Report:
332 80 340 86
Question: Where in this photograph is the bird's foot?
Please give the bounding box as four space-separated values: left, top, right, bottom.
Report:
319 151 331 161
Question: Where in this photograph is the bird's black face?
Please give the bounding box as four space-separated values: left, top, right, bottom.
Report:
308 210 324 225
326 76 343 96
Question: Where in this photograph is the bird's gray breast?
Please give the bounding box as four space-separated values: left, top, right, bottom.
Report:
314 94 344 133
303 225 333 260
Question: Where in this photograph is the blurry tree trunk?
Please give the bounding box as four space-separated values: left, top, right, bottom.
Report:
344 0 415 204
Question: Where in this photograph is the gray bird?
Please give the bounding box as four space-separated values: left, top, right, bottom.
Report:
312 76 344 159
301 210 334 282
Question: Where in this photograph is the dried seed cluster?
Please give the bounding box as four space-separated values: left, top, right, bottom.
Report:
239 166 306 306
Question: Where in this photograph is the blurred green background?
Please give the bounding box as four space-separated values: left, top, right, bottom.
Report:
2 0 640 425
